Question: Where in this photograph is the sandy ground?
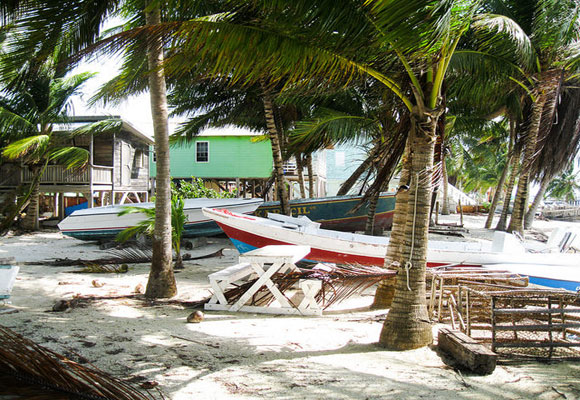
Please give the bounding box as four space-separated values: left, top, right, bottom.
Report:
1 214 580 399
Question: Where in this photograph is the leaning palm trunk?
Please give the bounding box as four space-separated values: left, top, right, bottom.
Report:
496 147 520 231
485 153 512 229
486 118 516 229
524 174 550 229
509 71 561 234
262 86 290 214
21 173 40 231
364 190 380 235
144 2 176 298
380 110 436 350
21 165 44 231
337 149 378 196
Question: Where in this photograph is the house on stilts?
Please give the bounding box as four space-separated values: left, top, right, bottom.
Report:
0 116 153 220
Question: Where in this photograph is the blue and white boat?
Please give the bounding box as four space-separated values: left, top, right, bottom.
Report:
58 198 263 241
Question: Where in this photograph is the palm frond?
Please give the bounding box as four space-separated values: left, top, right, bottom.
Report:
2 134 50 160
0 325 154 400
48 146 89 170
471 13 536 71
289 108 378 153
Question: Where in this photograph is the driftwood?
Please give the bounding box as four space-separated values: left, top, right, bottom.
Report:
438 327 497 375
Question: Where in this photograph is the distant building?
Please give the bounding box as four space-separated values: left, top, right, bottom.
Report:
152 127 274 198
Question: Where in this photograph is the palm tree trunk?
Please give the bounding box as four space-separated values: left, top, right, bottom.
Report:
306 153 314 197
380 110 436 350
524 174 550 229
371 140 411 310
144 2 177 298
509 70 562 234
485 154 511 229
364 190 379 235
508 100 548 234
337 149 377 196
262 85 290 214
21 166 41 231
296 154 306 198
496 146 521 231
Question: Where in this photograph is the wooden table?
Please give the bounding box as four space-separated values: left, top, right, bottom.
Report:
205 245 323 316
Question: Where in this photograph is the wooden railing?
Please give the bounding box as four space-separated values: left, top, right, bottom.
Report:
22 165 113 185
91 166 113 184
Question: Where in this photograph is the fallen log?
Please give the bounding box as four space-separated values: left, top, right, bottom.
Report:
438 327 497 375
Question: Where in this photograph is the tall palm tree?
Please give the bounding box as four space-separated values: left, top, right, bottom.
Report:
2 0 180 297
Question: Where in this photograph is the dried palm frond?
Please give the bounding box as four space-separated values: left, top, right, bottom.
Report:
219 264 396 310
73 263 129 274
42 247 224 267
0 325 157 400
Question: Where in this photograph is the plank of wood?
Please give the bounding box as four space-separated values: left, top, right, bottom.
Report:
438 328 497 375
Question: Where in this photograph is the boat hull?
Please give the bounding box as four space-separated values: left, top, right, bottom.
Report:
58 198 263 241
203 207 580 291
254 193 396 232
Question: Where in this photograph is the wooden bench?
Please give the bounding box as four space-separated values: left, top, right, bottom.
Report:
438 327 497 375
205 245 323 316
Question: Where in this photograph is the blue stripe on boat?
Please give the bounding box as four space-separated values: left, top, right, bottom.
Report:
529 276 580 292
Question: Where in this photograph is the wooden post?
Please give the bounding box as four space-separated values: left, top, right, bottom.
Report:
459 199 463 226
491 296 496 353
560 298 566 339
435 201 439 225
548 298 553 358
466 289 471 337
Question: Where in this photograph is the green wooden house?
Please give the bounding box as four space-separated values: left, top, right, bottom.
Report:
150 127 274 197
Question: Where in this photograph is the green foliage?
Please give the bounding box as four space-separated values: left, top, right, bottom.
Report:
116 195 189 268
172 178 236 199
547 164 580 202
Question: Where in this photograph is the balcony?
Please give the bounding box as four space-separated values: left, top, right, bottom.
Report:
22 165 113 185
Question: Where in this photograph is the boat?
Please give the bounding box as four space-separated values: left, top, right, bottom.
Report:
253 193 396 232
202 207 580 290
58 198 263 241
0 259 18 302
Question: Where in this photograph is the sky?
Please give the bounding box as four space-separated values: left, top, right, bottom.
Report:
69 53 155 138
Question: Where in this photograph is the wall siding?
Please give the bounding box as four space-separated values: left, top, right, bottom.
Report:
151 136 273 178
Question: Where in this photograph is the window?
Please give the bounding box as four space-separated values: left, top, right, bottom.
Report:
196 141 209 162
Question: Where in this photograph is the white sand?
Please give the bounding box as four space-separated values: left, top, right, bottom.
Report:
1 215 580 399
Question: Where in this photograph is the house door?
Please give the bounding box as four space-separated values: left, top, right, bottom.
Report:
121 142 132 187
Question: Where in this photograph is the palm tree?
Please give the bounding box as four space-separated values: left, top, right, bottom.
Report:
116 194 187 270
2 0 179 298
471 0 580 234
141 0 176 298
546 164 580 202
524 82 580 227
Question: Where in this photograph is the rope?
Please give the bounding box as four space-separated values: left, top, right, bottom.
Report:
405 171 420 291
